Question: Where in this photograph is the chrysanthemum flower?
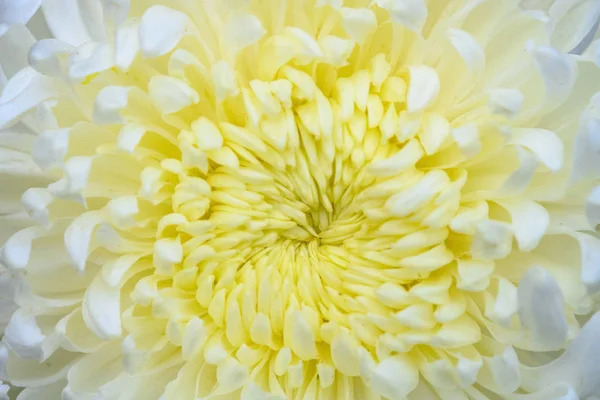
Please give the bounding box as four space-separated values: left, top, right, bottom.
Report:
2 0 600 399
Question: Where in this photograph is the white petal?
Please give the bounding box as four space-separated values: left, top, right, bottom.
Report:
47 156 93 204
0 0 41 24
148 75 199 114
100 0 130 26
551 0 600 53
371 356 419 400
28 39 75 76
67 41 115 81
340 7 377 44
510 128 564 172
488 88 524 118
501 147 539 194
224 13 266 55
4 309 58 362
0 381 7 400
472 220 513 260
0 67 62 129
82 275 122 340
375 0 427 34
115 19 139 71
21 188 53 227
106 195 138 228
407 65 440 112
575 233 600 294
518 266 568 350
64 211 105 271
452 123 481 157
586 186 600 230
531 45 577 112
571 113 600 183
77 0 108 42
487 346 520 394
101 253 144 288
41 0 93 46
93 85 133 124
139 5 193 58
495 199 549 251
116 123 145 153
0 24 36 79
520 312 600 398
448 29 485 74
0 226 45 270
31 128 69 170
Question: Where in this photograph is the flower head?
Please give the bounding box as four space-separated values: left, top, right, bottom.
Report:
1 0 600 399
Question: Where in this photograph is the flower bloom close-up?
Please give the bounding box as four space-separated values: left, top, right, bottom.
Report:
2 0 600 398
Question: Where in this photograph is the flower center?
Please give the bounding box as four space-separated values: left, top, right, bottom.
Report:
129 51 480 382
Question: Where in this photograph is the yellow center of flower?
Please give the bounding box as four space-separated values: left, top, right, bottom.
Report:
116 22 482 396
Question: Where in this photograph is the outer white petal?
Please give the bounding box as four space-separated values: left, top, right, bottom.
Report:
139 5 193 58
488 88 524 119
0 24 36 79
518 266 569 350
571 110 600 183
510 128 564 172
407 65 440 112
41 0 93 46
472 220 513 260
531 45 577 112
520 312 600 398
115 19 139 71
82 275 122 340
495 199 549 251
47 156 93 204
100 0 130 26
574 232 600 294
67 42 115 81
28 39 76 76
586 186 600 230
64 211 105 271
551 0 600 53
0 0 41 24
31 128 69 170
0 380 7 400
448 29 485 75
3 309 59 362
93 85 133 124
0 226 45 270
0 67 63 129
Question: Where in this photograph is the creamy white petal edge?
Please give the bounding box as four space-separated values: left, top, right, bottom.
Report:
1 0 600 399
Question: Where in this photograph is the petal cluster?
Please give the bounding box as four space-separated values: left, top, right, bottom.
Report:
1 0 600 399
